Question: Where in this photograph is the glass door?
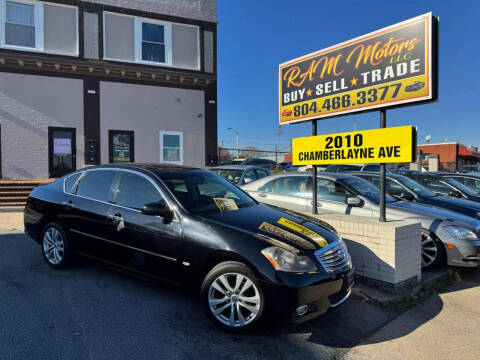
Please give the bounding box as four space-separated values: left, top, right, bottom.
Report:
48 127 76 178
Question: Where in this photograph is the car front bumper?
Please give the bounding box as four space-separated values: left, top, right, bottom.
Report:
436 226 480 267
261 268 354 323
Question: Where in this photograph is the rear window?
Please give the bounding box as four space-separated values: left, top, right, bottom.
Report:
76 170 116 202
211 169 243 184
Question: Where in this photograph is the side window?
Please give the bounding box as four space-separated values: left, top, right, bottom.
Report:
316 178 354 202
386 179 404 196
76 170 116 202
243 170 257 184
64 172 82 193
116 172 164 210
261 176 308 196
419 178 450 194
255 169 269 179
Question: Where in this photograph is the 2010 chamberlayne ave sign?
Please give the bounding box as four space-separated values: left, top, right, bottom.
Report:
292 126 416 165
279 13 436 124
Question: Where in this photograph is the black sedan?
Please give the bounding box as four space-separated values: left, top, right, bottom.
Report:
24 164 353 332
407 173 480 201
349 172 480 221
436 173 480 194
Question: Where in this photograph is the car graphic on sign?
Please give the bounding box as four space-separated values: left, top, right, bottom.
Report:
282 109 292 117
405 81 425 92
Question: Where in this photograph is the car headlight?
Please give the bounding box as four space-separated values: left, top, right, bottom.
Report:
443 225 479 240
261 246 317 272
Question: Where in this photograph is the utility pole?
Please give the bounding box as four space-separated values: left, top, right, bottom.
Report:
379 109 386 222
312 120 318 215
227 127 239 159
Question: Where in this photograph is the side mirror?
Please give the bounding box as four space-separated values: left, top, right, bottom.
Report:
448 190 462 198
243 177 254 184
346 197 362 207
400 192 415 201
141 202 173 219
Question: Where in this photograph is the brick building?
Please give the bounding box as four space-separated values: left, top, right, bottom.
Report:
418 142 480 171
0 0 217 179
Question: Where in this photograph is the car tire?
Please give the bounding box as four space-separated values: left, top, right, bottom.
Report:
200 261 265 332
41 222 73 269
421 229 446 269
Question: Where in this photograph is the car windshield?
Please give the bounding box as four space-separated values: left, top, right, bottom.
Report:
159 170 256 214
211 168 244 184
337 177 396 204
445 178 479 197
397 176 436 197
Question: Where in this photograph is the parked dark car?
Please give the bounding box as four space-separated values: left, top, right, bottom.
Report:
350 172 480 221
359 164 391 173
210 165 271 186
24 164 353 331
459 165 480 173
437 173 480 194
241 158 277 170
405 173 480 202
324 164 362 173
391 169 420 175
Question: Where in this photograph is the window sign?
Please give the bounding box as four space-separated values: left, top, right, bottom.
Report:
160 131 183 164
109 130 134 163
53 138 71 155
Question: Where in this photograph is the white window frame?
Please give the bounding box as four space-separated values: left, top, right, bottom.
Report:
159 130 183 165
103 11 200 71
0 0 78 56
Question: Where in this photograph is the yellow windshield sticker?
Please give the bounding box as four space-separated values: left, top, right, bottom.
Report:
277 218 328 247
258 222 316 250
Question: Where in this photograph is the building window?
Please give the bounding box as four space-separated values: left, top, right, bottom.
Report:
0 0 78 55
160 131 183 165
109 130 134 163
135 18 171 65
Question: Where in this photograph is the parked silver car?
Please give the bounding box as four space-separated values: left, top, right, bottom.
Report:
242 173 480 269
210 165 271 186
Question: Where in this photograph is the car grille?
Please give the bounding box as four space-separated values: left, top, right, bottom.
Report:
315 241 351 274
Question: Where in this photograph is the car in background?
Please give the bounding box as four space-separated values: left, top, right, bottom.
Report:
242 172 480 269
324 164 362 173
403 173 480 202
210 165 271 186
349 172 480 221
391 169 420 175
359 164 392 173
241 158 277 170
218 159 244 166
282 161 300 172
437 173 480 194
459 165 480 173
24 164 353 331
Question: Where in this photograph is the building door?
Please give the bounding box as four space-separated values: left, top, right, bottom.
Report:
48 127 76 178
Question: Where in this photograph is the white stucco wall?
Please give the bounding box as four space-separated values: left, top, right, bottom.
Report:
99 81 205 167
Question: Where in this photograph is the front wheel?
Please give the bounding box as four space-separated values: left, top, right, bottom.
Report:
421 229 445 269
200 261 265 332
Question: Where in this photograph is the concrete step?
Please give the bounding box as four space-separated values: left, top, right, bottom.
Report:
0 191 31 197
0 196 28 203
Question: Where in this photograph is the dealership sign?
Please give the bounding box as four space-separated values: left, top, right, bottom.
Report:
292 126 416 165
279 13 436 124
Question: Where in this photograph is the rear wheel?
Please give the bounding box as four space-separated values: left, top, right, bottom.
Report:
41 222 73 269
421 229 445 269
200 261 265 332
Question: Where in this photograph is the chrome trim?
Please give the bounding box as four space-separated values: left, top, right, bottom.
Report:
331 288 352 308
70 229 177 262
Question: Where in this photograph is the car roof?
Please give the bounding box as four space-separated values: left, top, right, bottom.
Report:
346 171 408 180
210 165 261 170
79 163 200 174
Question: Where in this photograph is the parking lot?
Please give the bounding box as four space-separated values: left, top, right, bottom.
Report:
2 230 479 360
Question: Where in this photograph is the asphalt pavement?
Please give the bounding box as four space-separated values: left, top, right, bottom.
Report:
0 232 477 360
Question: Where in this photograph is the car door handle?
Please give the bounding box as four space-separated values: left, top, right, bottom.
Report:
108 213 124 222
257 192 267 198
310 201 322 207
62 200 74 208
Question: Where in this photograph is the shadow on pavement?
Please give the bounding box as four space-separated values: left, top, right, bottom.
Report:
1 232 478 360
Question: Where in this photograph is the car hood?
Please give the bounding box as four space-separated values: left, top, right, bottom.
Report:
427 195 480 212
389 201 480 230
195 204 339 251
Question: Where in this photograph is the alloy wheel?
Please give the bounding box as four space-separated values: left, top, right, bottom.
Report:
43 228 65 265
421 232 438 268
208 272 261 328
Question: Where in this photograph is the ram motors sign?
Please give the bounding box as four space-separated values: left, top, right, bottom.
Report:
279 13 436 124
292 126 416 165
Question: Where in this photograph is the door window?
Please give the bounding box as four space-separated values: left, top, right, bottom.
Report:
260 176 308 196
242 170 257 184
64 172 82 193
255 169 269 179
460 177 480 192
116 172 164 210
316 178 354 202
76 170 116 202
386 179 405 196
418 178 451 195
109 130 134 163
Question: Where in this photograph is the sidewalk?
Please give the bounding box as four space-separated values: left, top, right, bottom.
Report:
343 269 480 360
0 211 24 232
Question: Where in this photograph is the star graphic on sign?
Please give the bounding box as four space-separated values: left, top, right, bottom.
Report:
306 88 312 97
350 77 358 87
